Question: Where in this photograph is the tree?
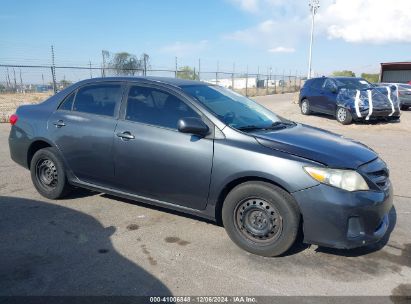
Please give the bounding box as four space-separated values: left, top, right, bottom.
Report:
332 70 356 77
0 84 5 92
361 73 379 83
109 52 142 76
177 66 198 80
59 79 72 88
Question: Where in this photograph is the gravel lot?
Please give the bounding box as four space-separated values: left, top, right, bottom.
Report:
0 93 410 297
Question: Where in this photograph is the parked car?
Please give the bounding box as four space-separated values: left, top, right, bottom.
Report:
299 77 401 124
9 77 393 256
379 82 411 110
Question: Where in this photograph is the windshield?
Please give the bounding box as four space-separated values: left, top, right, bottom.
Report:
181 85 285 130
335 78 373 90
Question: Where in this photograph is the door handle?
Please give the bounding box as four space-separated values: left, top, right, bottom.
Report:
116 131 135 140
53 120 66 128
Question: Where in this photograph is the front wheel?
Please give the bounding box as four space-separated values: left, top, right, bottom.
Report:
336 107 352 125
222 182 300 257
401 105 409 110
30 147 72 199
300 99 311 115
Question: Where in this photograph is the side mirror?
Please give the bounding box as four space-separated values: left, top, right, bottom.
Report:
330 86 338 93
177 117 209 137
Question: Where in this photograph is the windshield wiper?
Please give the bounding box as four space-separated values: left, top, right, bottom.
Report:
237 121 295 131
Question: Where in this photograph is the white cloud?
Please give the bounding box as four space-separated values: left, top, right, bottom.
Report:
230 0 260 13
161 40 208 56
317 0 411 44
268 46 295 53
224 18 305 50
228 0 411 46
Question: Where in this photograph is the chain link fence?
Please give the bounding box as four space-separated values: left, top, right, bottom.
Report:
0 64 304 121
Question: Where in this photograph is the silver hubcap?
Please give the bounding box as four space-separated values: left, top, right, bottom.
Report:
337 108 346 122
302 101 308 113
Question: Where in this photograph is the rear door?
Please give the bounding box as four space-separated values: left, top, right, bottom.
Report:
112 83 214 210
47 82 124 186
307 78 325 112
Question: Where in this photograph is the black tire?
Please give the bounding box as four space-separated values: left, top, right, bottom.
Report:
222 181 300 257
401 105 409 110
30 147 72 199
300 99 311 115
336 107 352 125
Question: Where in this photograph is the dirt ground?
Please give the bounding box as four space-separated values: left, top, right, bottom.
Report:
0 93 410 298
0 92 52 122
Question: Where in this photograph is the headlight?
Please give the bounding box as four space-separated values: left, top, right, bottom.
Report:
304 166 369 191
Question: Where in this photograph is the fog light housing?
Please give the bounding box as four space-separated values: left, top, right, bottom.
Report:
347 216 365 239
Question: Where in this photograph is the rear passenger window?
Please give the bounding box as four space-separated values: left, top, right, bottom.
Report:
311 79 325 90
59 91 75 111
125 86 200 129
73 84 122 117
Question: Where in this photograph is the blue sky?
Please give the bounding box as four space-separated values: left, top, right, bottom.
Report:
1 0 411 77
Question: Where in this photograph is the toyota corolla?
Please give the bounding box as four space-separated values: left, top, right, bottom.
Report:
8 77 393 256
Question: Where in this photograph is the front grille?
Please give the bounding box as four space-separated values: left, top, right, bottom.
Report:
358 158 390 190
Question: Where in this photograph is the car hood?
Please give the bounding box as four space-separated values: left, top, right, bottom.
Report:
252 124 377 169
337 87 397 110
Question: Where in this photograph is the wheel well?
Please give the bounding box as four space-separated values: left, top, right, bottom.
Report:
27 140 52 167
214 177 291 226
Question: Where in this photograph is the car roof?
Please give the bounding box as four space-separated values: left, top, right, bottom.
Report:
75 76 207 88
310 76 364 81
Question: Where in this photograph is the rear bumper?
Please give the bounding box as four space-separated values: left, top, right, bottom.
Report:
8 127 30 169
292 183 393 249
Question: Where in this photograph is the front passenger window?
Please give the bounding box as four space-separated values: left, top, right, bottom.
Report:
125 86 200 129
323 79 337 92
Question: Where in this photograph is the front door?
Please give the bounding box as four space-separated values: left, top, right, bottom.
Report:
113 84 214 210
320 79 338 114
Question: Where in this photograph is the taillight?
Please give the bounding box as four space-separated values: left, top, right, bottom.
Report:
9 114 18 125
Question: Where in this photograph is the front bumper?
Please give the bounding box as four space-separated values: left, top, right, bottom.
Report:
399 97 411 106
352 108 401 120
292 183 393 249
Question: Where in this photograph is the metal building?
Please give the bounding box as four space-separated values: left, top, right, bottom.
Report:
380 62 411 83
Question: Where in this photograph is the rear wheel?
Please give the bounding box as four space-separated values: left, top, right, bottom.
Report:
30 147 72 199
300 99 311 115
222 181 300 257
336 107 352 125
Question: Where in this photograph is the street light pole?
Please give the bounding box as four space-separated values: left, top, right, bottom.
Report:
307 0 320 79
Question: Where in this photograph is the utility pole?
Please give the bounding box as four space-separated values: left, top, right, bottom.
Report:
307 0 320 79
19 69 24 93
51 45 57 93
232 62 235 89
198 58 201 80
6 68 10 88
13 68 17 91
42 74 44 86
246 65 249 97
216 61 219 85
101 50 108 77
89 60 93 78
175 57 178 78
